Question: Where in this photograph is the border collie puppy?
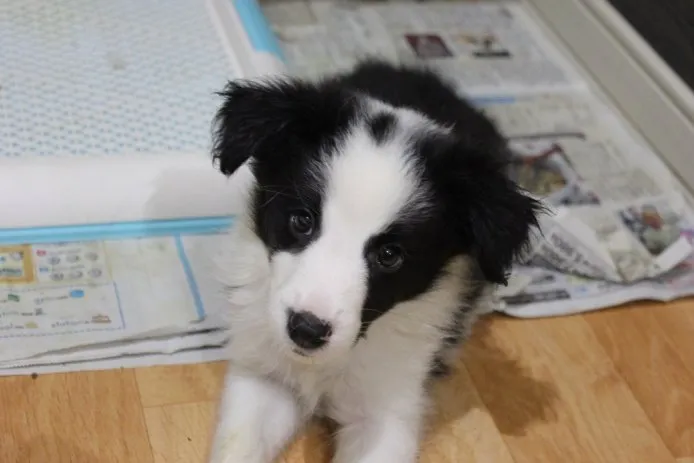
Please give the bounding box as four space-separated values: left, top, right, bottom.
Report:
208 60 541 463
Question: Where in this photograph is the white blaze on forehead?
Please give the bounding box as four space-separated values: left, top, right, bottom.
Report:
321 122 424 240
273 108 440 345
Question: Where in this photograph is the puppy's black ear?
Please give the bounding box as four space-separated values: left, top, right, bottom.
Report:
431 138 543 285
212 78 356 176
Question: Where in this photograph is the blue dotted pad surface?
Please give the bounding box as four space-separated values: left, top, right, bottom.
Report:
0 0 235 158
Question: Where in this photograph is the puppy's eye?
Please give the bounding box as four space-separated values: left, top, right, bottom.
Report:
371 244 405 272
288 209 315 238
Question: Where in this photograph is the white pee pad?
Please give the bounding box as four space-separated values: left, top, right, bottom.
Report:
0 0 280 228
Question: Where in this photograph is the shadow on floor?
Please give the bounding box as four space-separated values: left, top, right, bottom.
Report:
429 316 559 439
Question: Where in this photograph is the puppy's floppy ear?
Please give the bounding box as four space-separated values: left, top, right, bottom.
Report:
211 78 356 176
430 137 543 285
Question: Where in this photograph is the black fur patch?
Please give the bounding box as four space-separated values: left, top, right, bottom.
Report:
367 111 397 145
429 359 451 378
212 78 358 178
359 212 459 334
428 269 487 378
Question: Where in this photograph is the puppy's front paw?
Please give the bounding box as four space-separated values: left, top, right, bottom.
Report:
334 417 421 463
209 373 302 463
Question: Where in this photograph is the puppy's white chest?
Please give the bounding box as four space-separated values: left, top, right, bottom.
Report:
299 338 432 426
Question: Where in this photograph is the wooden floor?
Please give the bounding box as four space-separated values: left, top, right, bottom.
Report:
2 300 693 463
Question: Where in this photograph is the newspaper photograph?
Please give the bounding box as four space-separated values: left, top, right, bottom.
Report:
263 0 586 95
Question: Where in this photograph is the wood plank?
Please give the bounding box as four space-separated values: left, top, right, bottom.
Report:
144 401 217 463
0 369 153 463
585 300 694 459
144 400 333 463
419 352 516 463
136 361 226 407
463 315 676 463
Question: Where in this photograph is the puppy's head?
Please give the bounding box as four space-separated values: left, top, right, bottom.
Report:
213 77 540 361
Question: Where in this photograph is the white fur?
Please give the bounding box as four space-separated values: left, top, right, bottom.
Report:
208 108 479 463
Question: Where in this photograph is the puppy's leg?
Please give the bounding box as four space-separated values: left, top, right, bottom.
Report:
333 408 423 463
208 370 301 463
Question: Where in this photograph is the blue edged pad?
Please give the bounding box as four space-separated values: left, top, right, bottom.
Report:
233 0 286 61
0 217 235 245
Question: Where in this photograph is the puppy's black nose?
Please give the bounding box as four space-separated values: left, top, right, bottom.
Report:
287 309 332 350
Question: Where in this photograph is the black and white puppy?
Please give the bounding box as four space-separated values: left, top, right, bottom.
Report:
208 60 541 463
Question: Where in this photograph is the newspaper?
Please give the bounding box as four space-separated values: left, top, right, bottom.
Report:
0 233 231 370
262 0 694 318
480 93 694 316
263 0 586 96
